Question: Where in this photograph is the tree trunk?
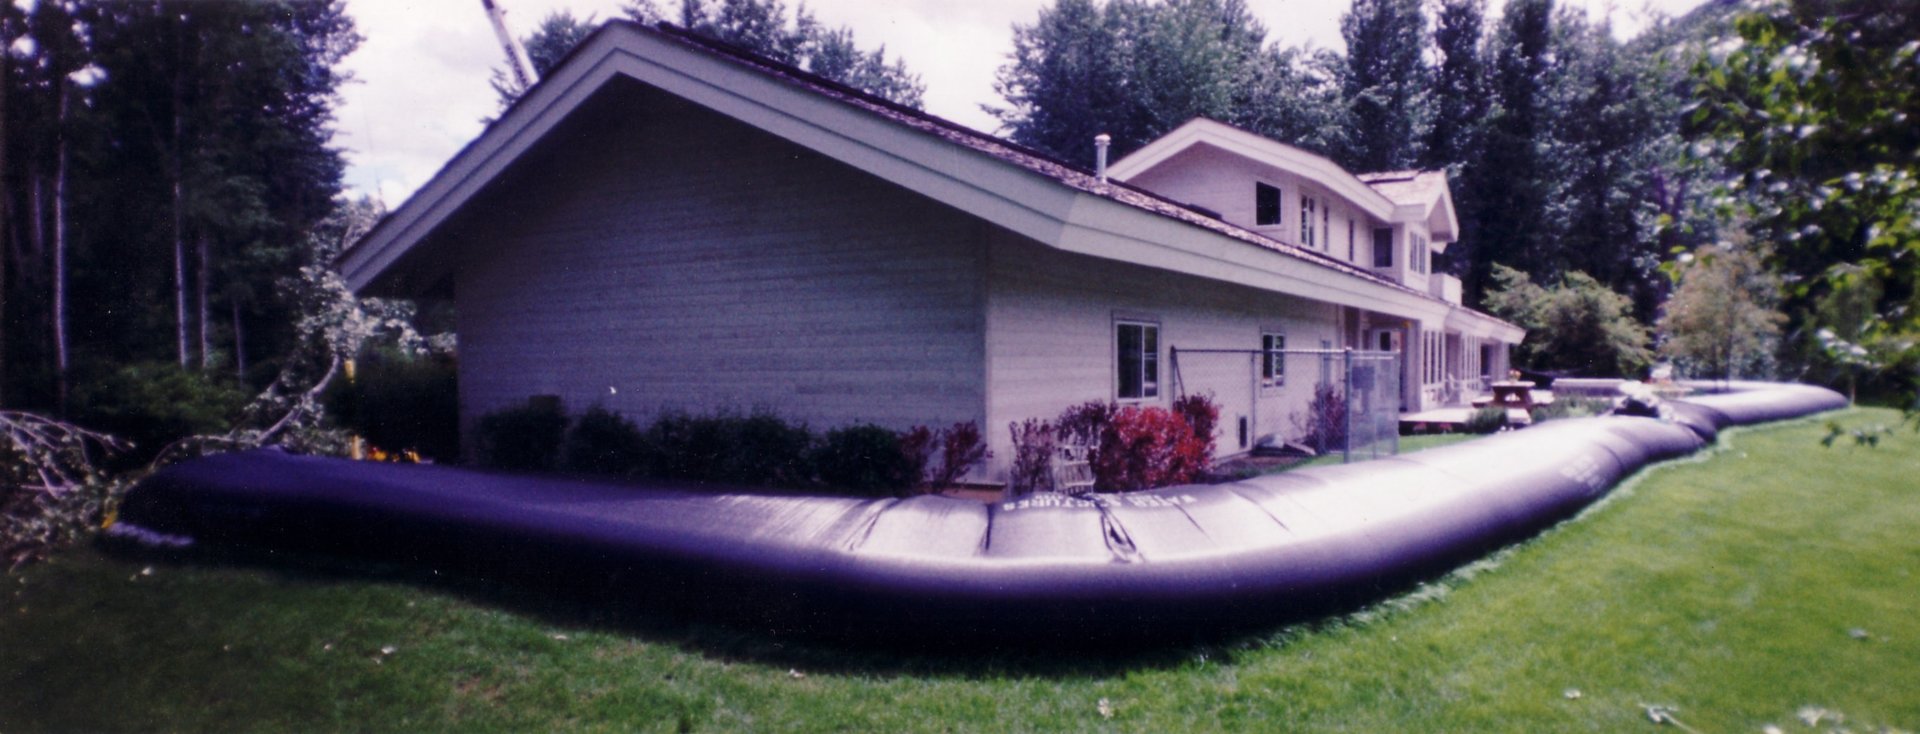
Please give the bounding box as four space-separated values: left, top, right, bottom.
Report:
172 57 189 369
197 232 210 370
0 49 10 408
52 78 70 412
231 299 245 378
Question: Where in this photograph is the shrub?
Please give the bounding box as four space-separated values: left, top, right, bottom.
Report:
1007 418 1056 494
562 406 647 477
930 421 990 489
1290 382 1349 454
898 426 936 491
641 411 814 487
70 362 249 467
476 400 569 472
714 413 815 487
812 424 917 496
642 411 730 481
326 352 459 462
1048 397 1218 492
1170 393 1220 478
1056 401 1115 448
1465 406 1509 434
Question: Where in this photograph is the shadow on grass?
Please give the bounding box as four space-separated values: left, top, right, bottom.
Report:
96 533 1439 680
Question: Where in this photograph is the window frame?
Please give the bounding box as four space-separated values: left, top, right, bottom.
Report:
1115 319 1161 401
1372 227 1394 268
1260 331 1287 389
1347 217 1356 261
1254 182 1282 227
1300 195 1317 247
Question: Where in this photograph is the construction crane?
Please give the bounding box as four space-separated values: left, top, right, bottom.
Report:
481 0 538 91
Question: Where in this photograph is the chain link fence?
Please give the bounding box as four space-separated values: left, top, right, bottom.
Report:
1170 348 1399 463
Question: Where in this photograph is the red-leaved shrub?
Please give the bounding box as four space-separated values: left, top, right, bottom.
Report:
931 421 989 489
897 425 936 491
1048 393 1220 492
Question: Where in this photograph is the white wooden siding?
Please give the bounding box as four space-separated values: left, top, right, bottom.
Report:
453 92 987 443
1121 143 1385 266
982 232 1343 479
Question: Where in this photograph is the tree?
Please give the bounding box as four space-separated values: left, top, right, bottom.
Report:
626 0 924 108
1337 0 1427 172
989 0 1133 163
490 9 597 107
1656 237 1786 381
1687 0 1920 409
1484 264 1653 377
1422 0 1487 172
1463 0 1554 300
991 0 1333 166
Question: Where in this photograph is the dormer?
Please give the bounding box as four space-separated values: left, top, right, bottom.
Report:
1110 118 1462 300
1356 170 1458 302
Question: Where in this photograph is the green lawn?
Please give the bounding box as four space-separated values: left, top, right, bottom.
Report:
4 409 1917 732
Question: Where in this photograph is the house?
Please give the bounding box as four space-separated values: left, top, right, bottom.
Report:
337 21 1522 483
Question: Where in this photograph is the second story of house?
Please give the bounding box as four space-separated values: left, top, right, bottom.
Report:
1108 118 1461 304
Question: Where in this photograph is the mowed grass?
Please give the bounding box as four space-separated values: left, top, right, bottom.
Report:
3 408 1917 732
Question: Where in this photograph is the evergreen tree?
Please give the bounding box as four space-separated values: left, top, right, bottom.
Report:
1463 0 1553 301
989 0 1133 163
992 0 1330 166
1337 0 1427 172
626 0 924 108
491 9 597 107
1422 0 1488 173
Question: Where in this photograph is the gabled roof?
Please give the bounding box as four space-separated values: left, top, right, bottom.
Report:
339 21 1490 327
1108 118 1462 243
1357 170 1459 243
1107 118 1403 221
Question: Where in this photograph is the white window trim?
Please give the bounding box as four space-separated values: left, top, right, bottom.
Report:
1300 194 1317 248
1115 318 1162 402
1260 330 1287 390
1253 181 1284 229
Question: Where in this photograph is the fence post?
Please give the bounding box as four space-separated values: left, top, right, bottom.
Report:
1343 347 1354 463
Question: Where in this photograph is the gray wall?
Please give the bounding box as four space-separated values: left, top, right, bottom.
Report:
452 89 988 443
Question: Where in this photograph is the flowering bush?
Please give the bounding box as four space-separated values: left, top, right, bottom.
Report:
1028 394 1220 493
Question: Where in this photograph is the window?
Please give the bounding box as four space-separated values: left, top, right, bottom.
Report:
1300 196 1317 247
1323 206 1331 252
1408 234 1429 274
1261 332 1286 387
1372 227 1394 267
1347 218 1356 260
1255 183 1281 226
1117 321 1160 400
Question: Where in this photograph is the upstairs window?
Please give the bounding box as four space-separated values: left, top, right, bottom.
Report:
1323 207 1331 252
1347 218 1356 260
1261 332 1286 387
1117 321 1160 400
1372 227 1394 267
1255 183 1281 226
1300 196 1317 247
1408 234 1429 274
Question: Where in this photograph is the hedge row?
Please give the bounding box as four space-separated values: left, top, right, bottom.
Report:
476 402 989 498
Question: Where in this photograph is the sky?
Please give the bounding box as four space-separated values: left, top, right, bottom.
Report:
336 0 1709 205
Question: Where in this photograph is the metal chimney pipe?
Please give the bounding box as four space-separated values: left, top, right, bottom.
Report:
1094 134 1111 183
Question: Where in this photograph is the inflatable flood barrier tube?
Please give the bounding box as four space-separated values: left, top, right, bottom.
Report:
114 382 1846 643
